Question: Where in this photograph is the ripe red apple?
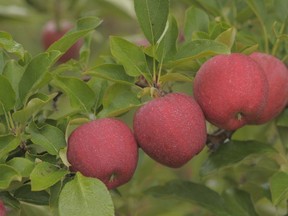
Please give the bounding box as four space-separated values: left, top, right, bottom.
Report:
67 118 138 189
41 20 83 63
133 93 207 168
0 201 6 216
193 53 269 131
250 52 288 124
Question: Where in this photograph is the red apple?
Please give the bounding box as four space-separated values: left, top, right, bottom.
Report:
133 93 207 168
193 53 269 131
250 52 288 124
67 118 138 189
41 20 83 63
0 201 6 216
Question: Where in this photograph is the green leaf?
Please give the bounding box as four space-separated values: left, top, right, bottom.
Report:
98 84 141 117
18 51 61 104
30 162 68 191
86 64 135 85
201 140 276 175
0 31 25 59
110 36 151 81
12 93 57 123
6 157 35 177
58 172 114 216
159 73 193 83
87 78 108 111
134 0 169 44
147 180 231 216
157 15 178 62
223 189 259 216
184 6 209 41
50 182 62 216
269 171 288 205
51 76 96 112
2 60 24 104
47 16 102 56
0 191 21 209
26 123 66 156
215 27 237 49
0 135 21 161
0 164 21 189
170 39 230 67
0 75 16 112
14 184 50 205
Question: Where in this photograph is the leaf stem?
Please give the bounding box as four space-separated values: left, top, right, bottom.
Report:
272 19 287 56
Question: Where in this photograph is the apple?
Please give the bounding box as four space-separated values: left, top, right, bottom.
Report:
67 118 138 189
0 201 6 216
133 93 207 168
193 53 269 131
250 52 288 124
41 20 83 63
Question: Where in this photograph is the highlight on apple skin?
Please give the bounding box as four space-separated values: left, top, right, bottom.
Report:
193 53 269 131
67 118 139 190
133 93 207 168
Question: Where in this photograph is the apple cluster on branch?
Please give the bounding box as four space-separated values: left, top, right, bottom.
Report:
66 51 288 190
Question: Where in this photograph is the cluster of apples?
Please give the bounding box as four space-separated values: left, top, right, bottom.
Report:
67 52 288 190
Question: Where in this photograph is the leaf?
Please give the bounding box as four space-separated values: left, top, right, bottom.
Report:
201 140 276 175
157 15 178 62
30 162 68 191
215 27 237 49
6 157 35 177
50 182 62 216
269 171 288 205
86 64 135 85
147 180 231 216
0 135 21 161
51 75 96 112
58 172 114 216
47 16 102 56
184 6 209 41
0 164 21 189
159 73 193 83
0 191 21 209
2 60 24 103
134 0 169 44
14 185 50 205
223 189 259 216
110 36 151 81
170 39 230 66
87 78 108 111
0 31 25 59
0 75 16 112
18 51 61 104
26 123 66 155
12 93 57 123
98 84 141 117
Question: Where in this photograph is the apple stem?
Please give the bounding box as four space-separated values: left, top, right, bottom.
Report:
54 0 62 32
236 112 243 121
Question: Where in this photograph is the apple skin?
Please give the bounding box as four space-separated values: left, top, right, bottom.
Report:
67 118 138 189
0 201 6 216
250 52 288 124
133 93 207 168
41 20 83 63
193 53 269 131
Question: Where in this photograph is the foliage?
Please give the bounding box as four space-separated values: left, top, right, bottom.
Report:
0 0 288 215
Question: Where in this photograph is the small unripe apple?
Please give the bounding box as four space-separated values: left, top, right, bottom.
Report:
41 20 83 63
67 118 138 189
250 52 288 124
133 93 207 168
0 201 6 216
193 53 269 131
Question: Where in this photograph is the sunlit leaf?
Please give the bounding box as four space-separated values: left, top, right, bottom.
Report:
134 0 169 44
0 31 25 59
58 172 114 216
270 171 288 205
0 164 21 189
27 122 66 156
30 162 68 191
